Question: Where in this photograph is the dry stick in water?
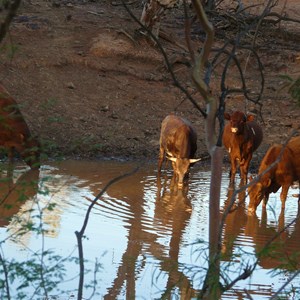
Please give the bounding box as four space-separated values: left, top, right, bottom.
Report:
75 166 139 300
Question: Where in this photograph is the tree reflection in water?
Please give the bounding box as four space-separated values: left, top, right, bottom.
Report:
104 172 198 299
1 161 299 299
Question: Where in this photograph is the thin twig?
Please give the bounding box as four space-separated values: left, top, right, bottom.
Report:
0 247 10 300
75 166 139 300
269 269 300 300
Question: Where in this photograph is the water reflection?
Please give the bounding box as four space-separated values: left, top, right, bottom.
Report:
0 161 299 299
221 187 248 260
101 164 148 299
245 208 300 270
0 169 39 227
222 185 300 271
154 175 197 298
102 171 197 299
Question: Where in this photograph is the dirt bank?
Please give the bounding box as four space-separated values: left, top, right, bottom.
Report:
0 0 299 168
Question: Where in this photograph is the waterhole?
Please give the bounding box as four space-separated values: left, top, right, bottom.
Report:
0 160 299 299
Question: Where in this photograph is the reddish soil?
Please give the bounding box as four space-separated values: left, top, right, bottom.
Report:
0 0 299 167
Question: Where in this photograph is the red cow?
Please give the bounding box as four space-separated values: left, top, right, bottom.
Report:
158 115 201 188
248 136 300 214
222 111 263 184
0 84 40 169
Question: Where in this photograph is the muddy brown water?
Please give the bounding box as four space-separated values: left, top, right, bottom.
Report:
0 160 299 299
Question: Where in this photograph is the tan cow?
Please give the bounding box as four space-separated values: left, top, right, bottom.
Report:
158 115 201 188
223 111 263 185
248 136 300 214
0 84 40 169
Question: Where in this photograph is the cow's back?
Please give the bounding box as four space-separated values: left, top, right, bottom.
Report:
0 84 31 145
247 121 263 151
287 136 300 179
258 144 284 175
160 115 197 158
259 143 296 184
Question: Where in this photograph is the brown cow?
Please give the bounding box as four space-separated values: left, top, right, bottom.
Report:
222 111 263 184
248 136 300 214
158 115 201 188
0 84 40 169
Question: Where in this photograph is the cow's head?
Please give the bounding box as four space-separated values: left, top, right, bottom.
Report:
247 177 271 214
167 157 201 189
224 111 255 134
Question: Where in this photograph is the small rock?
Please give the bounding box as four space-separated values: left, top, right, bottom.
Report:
67 82 75 89
100 105 109 112
144 129 152 136
110 113 118 119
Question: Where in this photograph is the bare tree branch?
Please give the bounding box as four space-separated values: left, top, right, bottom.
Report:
75 166 139 300
262 12 300 25
0 247 11 300
191 0 214 101
121 0 207 117
270 270 300 300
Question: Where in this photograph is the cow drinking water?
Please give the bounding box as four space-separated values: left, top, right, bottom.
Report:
248 136 300 214
222 111 263 185
158 115 201 189
0 84 40 169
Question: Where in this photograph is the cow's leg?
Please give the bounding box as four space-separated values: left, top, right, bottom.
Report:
262 192 270 208
229 156 237 184
171 161 177 179
158 146 164 173
240 158 250 185
280 184 290 210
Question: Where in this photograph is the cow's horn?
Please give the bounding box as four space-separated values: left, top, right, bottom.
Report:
167 156 177 162
189 158 201 163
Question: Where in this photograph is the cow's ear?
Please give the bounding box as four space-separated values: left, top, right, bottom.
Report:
224 112 231 120
247 114 255 122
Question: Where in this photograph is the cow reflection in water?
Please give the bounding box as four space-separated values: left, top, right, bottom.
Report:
153 175 196 298
0 169 40 227
245 208 300 270
222 187 300 272
103 172 197 299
